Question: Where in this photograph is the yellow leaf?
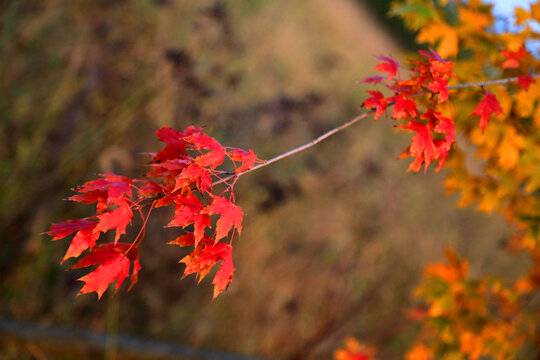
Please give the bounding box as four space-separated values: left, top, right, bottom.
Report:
515 7 530 25
514 82 540 118
476 190 498 213
531 2 540 22
417 22 458 58
497 127 524 170
459 8 492 29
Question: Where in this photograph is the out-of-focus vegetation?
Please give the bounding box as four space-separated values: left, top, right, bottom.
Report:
0 1 520 359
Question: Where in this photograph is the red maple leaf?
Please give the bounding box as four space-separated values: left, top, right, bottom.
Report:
212 245 235 299
194 150 225 169
373 55 399 81
362 90 388 120
426 79 449 104
391 95 418 119
167 192 210 246
168 233 196 247
229 148 258 173
71 245 133 299
93 197 133 243
518 75 534 91
63 228 101 262
179 239 234 297
75 174 133 208
46 219 97 240
471 90 504 132
400 121 437 172
201 195 243 242
174 163 212 193
187 133 224 152
501 46 528 69
180 240 229 282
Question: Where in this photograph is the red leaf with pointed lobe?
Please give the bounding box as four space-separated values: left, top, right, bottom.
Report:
72 247 131 299
168 233 196 247
426 79 449 104
518 75 534 91
69 191 108 212
75 174 133 207
471 90 504 132
212 245 235 298
373 55 399 81
93 197 133 243
187 133 224 152
362 90 388 120
400 121 437 172
229 148 258 173
201 195 243 242
400 109 455 172
46 219 97 241
154 126 202 162
392 95 418 119
174 164 212 193
502 46 528 69
194 150 225 169
63 228 100 262
180 241 229 283
167 192 210 246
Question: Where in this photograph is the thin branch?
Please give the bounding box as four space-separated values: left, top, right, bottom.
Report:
213 110 374 186
447 73 540 89
214 73 538 186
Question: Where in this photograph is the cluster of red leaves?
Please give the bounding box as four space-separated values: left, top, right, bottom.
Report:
362 50 505 172
46 126 260 299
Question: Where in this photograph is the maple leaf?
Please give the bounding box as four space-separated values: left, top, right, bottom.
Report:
201 195 243 242
426 79 449 104
194 150 225 169
518 75 534 91
174 163 212 193
373 55 399 81
46 219 97 241
400 120 437 172
168 233 196 247
93 197 133 243
229 148 258 173
391 95 418 119
187 133 224 152
501 46 527 69
178 239 234 298
71 246 131 299
154 126 202 162
362 90 388 120
167 192 209 246
180 240 229 283
75 174 133 208
62 228 101 262
212 245 235 299
471 90 504 132
417 22 458 58
68 191 108 212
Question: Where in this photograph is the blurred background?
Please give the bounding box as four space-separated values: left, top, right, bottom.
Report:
0 0 520 359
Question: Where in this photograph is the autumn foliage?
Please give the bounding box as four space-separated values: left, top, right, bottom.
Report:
47 126 259 299
335 0 540 359
45 0 540 358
